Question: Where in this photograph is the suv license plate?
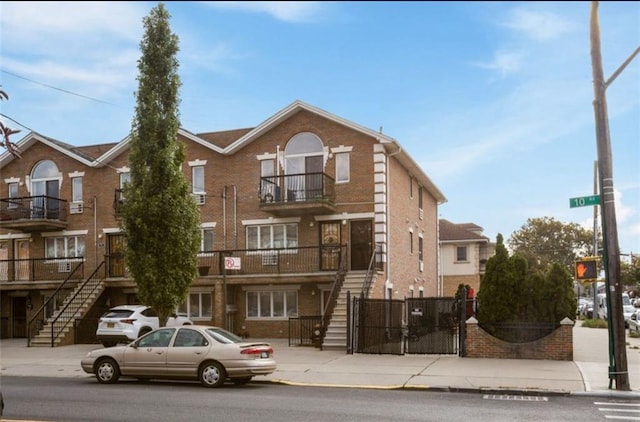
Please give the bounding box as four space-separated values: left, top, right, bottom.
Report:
107 322 114 328
260 351 269 358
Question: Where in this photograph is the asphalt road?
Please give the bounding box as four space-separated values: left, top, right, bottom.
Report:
3 375 637 422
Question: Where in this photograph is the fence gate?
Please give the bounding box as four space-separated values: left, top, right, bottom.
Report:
405 297 459 354
350 297 404 355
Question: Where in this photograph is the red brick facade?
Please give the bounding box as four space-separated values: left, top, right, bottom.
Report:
0 101 446 341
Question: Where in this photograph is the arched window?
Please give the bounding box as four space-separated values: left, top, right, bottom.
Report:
31 160 61 218
284 133 324 201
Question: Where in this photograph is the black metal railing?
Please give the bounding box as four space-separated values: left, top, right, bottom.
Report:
35 262 106 347
0 257 84 282
360 243 382 298
26 260 85 346
288 315 323 346
259 173 335 204
0 195 68 222
197 245 346 276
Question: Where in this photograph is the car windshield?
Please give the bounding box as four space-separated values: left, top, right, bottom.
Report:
102 310 134 318
205 327 244 344
623 296 631 306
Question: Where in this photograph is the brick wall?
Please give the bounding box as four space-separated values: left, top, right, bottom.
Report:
464 317 573 361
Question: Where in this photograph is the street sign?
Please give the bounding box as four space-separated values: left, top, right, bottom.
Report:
569 194 600 208
224 257 241 270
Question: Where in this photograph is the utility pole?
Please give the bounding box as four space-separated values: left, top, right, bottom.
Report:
589 1 639 391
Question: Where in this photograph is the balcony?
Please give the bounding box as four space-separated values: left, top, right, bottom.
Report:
259 173 336 217
0 257 84 283
0 196 68 232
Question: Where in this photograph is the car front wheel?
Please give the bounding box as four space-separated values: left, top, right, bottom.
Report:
199 361 226 388
95 358 120 384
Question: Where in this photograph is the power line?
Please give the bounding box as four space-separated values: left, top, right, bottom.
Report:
1 69 116 105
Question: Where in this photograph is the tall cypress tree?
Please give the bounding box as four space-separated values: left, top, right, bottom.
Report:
121 3 200 326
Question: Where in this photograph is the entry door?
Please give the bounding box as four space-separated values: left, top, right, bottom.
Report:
320 222 341 270
0 241 8 281
305 156 323 199
12 296 27 338
108 234 126 277
350 220 372 271
14 239 30 281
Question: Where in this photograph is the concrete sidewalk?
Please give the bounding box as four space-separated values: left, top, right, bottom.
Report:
1 323 639 399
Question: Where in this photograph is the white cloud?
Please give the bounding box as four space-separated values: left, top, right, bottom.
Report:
473 50 524 78
501 8 576 41
200 1 326 23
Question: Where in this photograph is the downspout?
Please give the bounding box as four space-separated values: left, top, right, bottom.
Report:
93 196 98 266
385 141 402 299
233 185 238 249
222 186 227 250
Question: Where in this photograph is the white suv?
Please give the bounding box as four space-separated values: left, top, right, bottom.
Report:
96 305 192 347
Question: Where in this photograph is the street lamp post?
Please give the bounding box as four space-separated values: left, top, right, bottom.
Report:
589 1 639 391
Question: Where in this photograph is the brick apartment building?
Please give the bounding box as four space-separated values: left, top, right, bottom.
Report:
0 100 447 348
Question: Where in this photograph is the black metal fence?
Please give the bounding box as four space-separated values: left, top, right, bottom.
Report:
288 315 322 347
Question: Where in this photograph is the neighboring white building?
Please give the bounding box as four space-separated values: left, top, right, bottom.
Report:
439 219 495 297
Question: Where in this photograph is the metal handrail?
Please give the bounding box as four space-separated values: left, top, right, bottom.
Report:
35 262 105 347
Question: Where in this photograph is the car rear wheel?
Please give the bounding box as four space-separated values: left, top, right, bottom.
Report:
95 358 120 384
199 361 226 388
231 377 252 385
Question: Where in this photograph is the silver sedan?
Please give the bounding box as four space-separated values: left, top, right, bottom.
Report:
81 325 276 388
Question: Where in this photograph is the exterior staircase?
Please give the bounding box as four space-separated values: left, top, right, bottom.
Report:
29 267 105 347
321 272 371 351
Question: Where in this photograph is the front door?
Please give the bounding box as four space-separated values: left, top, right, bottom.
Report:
12 296 27 338
320 222 341 271
108 234 126 277
350 220 372 271
14 239 30 281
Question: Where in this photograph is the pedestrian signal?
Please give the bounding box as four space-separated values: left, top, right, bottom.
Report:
575 258 598 281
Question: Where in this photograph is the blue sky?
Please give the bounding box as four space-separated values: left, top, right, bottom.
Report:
1 1 639 257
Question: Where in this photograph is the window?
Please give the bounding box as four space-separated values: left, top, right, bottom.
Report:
456 246 468 262
72 177 83 203
335 152 350 183
174 329 207 347
192 166 204 194
178 292 212 320
247 223 298 250
409 231 413 255
261 159 275 178
45 236 86 258
200 228 214 252
418 236 423 262
246 290 297 319
118 171 130 201
138 328 175 348
418 186 423 210
409 176 413 198
7 182 18 208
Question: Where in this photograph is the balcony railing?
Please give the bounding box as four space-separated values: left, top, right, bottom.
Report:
197 245 346 276
259 173 336 216
0 196 68 231
0 257 84 282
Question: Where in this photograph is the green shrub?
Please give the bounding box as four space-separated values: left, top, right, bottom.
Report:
581 319 608 328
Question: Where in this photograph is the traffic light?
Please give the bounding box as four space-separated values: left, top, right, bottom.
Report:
575 258 598 281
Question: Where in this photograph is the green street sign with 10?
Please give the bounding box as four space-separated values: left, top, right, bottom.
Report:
569 195 600 208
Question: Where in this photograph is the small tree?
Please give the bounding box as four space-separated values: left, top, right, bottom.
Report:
477 234 576 333
508 217 597 274
120 3 201 326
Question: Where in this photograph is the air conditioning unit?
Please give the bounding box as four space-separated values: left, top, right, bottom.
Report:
69 203 83 214
419 261 424 272
58 261 71 273
419 208 424 220
262 253 278 266
193 194 206 205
